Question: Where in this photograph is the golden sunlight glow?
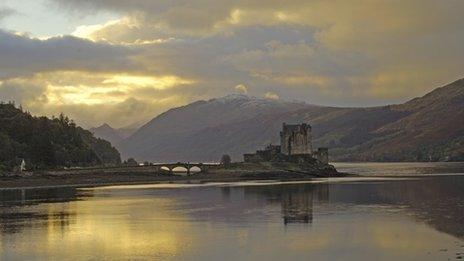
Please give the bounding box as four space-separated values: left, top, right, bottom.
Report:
228 9 242 25
275 12 290 22
103 75 194 90
46 84 126 105
20 71 195 106
72 19 124 40
274 75 330 87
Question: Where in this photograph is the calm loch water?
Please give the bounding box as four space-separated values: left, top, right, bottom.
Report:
1 163 464 260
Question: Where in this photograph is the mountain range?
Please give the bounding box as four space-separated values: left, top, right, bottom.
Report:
93 78 464 162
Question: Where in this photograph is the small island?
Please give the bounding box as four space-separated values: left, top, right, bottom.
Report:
237 122 337 176
191 122 340 179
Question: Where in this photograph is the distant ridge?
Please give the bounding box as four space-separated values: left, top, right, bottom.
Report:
119 79 464 162
90 123 136 146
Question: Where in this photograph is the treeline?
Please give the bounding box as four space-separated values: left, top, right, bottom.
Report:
0 102 121 172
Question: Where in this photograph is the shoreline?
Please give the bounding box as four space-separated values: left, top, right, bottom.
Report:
0 164 345 190
0 172 331 190
0 170 463 191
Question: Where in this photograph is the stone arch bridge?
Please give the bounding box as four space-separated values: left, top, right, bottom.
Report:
152 162 220 175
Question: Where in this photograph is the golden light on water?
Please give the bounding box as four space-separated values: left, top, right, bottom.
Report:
1 175 464 260
38 197 191 259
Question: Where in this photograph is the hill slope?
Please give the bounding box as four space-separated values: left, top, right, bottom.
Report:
119 94 311 161
0 103 121 171
90 123 136 146
119 79 464 162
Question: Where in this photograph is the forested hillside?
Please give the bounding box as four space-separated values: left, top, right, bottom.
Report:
0 103 121 171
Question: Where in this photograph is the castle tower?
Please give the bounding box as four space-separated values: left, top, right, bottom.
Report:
280 123 313 156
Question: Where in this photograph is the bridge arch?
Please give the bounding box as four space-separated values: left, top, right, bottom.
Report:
170 162 185 172
160 166 171 172
188 166 202 174
172 166 189 174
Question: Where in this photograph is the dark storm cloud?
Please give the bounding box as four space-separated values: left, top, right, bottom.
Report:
0 29 139 78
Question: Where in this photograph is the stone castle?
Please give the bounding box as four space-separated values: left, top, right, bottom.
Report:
244 123 329 164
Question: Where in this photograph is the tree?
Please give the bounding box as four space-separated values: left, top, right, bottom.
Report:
126 158 138 166
220 154 231 167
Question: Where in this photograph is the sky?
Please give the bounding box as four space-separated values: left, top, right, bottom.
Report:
0 0 463 128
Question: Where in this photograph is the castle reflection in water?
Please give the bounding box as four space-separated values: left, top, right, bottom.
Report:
281 185 329 225
239 183 329 225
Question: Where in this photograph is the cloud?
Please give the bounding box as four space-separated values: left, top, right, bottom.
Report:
225 40 364 83
72 18 123 40
50 1 464 37
264 92 279 100
34 97 181 129
0 69 200 128
1 0 463 126
0 78 47 105
234 84 248 94
0 7 15 21
0 29 139 78
53 1 464 99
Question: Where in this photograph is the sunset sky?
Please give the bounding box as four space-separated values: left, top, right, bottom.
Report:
0 0 463 128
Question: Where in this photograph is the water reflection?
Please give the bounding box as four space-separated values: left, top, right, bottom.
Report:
241 184 329 225
0 187 83 236
281 187 314 224
0 187 82 205
0 169 463 259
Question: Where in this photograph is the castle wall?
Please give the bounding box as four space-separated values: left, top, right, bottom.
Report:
244 153 262 163
244 145 281 163
280 123 313 156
